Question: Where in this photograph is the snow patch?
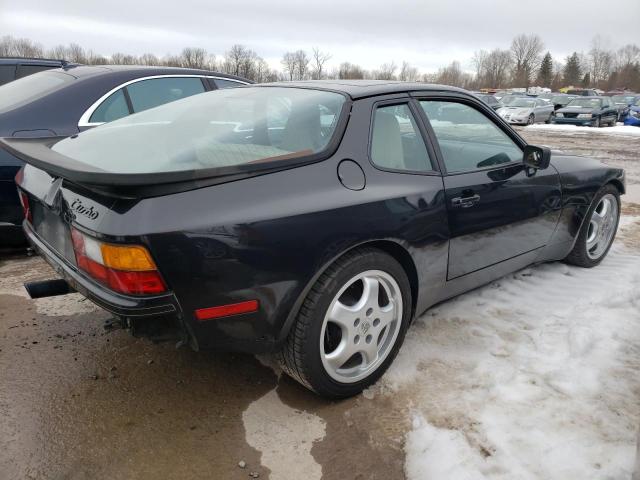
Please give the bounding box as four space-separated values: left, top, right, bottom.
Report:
525 123 640 137
389 218 640 480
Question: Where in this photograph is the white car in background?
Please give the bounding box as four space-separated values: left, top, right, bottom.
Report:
497 97 555 125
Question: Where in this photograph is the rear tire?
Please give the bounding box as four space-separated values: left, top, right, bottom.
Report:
279 248 412 398
565 184 620 268
592 116 601 128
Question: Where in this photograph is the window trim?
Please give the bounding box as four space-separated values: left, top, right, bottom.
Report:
78 74 250 128
411 92 527 176
367 97 441 177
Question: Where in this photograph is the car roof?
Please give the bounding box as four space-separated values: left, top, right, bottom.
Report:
261 80 468 99
46 64 252 83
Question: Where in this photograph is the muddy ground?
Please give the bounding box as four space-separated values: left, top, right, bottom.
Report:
1 127 639 480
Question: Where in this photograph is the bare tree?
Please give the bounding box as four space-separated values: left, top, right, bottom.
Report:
399 61 419 82
474 48 512 88
434 61 473 88
510 34 544 87
588 36 613 87
311 47 332 80
294 50 309 80
337 62 365 79
140 53 160 66
281 51 297 80
180 47 208 69
374 62 397 80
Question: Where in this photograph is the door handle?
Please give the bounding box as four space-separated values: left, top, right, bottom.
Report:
451 194 481 208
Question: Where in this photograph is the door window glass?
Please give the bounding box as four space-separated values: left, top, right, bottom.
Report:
370 104 433 172
127 77 206 113
89 89 130 123
214 79 245 89
420 100 522 173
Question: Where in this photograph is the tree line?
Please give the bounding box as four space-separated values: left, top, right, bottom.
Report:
1 33 638 91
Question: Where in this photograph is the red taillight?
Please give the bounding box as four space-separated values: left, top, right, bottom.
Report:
195 300 259 321
71 227 167 296
18 190 32 223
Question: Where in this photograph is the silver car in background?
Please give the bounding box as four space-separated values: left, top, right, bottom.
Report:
497 97 555 125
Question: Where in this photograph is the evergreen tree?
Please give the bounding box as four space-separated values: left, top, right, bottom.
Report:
536 52 553 87
563 52 582 86
581 72 591 87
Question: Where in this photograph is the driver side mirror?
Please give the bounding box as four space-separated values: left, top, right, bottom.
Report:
523 145 551 170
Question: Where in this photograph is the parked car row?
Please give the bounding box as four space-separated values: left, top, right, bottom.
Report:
473 87 639 127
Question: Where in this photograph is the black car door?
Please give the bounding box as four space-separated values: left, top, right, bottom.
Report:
416 96 562 279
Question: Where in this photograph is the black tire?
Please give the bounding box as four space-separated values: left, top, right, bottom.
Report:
592 116 601 128
527 114 535 125
279 247 412 398
565 184 620 268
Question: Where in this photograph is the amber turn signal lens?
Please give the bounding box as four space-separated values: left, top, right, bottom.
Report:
100 244 157 271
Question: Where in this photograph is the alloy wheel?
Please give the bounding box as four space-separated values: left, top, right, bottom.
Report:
586 194 618 260
320 270 402 383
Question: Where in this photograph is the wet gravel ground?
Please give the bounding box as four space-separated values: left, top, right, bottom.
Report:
1 126 639 480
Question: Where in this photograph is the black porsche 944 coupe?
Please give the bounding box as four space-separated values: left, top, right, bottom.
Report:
3 81 624 398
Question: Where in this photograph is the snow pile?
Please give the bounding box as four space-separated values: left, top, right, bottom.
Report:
525 123 640 137
383 217 640 480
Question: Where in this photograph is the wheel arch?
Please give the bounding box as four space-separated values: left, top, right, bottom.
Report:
276 238 419 346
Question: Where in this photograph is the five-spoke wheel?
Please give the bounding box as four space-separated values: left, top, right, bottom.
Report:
280 248 411 398
320 270 402 383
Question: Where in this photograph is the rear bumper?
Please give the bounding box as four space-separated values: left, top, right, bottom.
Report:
24 221 181 318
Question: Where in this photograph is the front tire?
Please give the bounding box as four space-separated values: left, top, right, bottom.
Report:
592 116 601 128
527 114 535 125
565 184 620 268
279 248 412 398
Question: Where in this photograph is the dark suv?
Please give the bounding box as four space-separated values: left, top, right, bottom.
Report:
0 58 69 86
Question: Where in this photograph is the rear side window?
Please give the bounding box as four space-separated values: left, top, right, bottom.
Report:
214 79 245 89
16 64 56 79
0 65 16 85
53 87 347 174
89 89 130 123
127 77 206 113
420 100 522 173
0 71 73 113
370 104 433 172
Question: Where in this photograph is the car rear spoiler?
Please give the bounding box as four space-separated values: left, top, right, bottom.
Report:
0 137 313 199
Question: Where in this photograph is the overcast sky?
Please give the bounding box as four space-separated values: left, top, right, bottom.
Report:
1 0 639 73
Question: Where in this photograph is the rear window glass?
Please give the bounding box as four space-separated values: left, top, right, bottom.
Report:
52 87 346 174
0 71 73 113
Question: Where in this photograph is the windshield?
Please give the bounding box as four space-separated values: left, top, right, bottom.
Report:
612 95 634 104
53 87 346 174
500 96 518 105
510 99 536 108
566 98 602 108
0 70 74 113
551 95 571 104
